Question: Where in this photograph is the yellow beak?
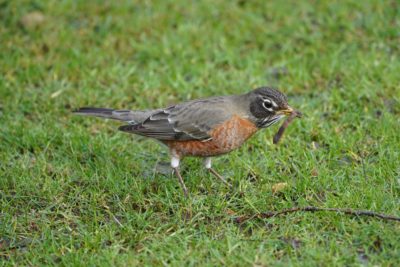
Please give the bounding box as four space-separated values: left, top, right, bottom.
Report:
278 106 294 116
278 106 302 117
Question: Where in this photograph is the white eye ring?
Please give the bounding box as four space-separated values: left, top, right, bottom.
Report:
262 98 275 111
262 101 273 112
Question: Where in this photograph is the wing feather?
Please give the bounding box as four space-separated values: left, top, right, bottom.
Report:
118 96 236 141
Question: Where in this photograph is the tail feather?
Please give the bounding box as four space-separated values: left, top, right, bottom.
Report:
73 107 137 122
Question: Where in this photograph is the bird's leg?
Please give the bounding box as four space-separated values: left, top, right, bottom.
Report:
204 157 232 187
174 168 188 197
171 156 188 197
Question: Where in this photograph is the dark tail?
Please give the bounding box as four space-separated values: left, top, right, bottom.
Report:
73 107 137 122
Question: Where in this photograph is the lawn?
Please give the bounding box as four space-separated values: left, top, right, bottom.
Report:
1 0 399 266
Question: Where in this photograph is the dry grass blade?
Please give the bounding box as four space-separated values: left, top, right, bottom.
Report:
235 206 400 223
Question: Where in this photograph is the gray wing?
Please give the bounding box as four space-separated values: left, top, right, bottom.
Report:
118 96 236 141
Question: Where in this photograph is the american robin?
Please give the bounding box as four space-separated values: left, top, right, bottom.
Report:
74 87 298 197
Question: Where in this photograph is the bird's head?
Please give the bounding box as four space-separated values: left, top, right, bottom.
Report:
248 87 300 128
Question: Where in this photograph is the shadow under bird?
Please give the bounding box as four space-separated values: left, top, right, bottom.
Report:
74 87 300 197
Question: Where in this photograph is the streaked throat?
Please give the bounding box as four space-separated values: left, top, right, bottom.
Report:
258 115 285 128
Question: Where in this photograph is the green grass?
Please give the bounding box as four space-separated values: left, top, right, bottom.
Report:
1 0 400 266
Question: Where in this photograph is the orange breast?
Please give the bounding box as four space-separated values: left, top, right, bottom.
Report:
165 115 258 157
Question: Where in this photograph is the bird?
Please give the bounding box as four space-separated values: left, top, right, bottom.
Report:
74 86 298 197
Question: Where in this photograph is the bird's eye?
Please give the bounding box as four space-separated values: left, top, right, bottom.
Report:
263 101 273 109
262 98 273 110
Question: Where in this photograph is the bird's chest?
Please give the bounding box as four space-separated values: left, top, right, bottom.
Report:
167 115 258 157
